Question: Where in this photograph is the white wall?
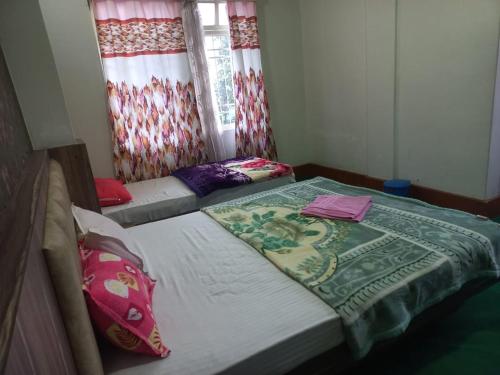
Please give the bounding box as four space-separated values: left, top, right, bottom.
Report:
0 0 74 149
300 0 395 178
365 0 396 179
396 0 500 199
299 0 500 199
38 0 114 178
301 0 367 175
257 0 310 166
487 39 500 200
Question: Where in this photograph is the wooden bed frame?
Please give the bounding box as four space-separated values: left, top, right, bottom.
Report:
0 152 497 375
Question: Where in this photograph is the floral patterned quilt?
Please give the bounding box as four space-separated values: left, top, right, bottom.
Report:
224 157 294 182
172 157 294 197
202 177 500 358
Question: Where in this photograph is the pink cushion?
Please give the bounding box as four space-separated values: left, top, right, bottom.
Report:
94 178 132 207
80 245 169 357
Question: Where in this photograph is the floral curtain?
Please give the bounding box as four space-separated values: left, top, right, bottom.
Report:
93 0 221 182
227 0 277 160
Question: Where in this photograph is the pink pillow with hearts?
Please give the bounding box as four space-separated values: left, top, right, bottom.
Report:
80 245 169 357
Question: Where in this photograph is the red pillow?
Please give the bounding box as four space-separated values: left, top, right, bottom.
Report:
94 178 132 207
80 246 170 357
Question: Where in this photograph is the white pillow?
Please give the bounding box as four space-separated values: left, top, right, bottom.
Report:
72 204 144 270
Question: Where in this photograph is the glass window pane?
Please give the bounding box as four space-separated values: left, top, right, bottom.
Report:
219 3 229 26
198 3 215 26
204 33 235 127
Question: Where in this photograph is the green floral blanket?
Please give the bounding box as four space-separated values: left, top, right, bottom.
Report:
202 177 500 358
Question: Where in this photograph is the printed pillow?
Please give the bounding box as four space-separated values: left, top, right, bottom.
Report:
80 246 169 357
94 178 132 207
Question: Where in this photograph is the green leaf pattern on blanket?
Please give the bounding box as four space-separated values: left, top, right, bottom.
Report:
203 177 500 359
227 211 321 252
297 255 324 274
207 200 353 287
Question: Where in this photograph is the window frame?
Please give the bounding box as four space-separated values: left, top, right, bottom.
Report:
199 0 235 131
198 0 227 28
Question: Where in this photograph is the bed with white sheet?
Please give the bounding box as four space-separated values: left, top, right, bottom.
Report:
102 175 295 227
102 212 344 375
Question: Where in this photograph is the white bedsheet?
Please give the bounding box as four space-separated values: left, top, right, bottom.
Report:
102 175 295 226
103 212 344 375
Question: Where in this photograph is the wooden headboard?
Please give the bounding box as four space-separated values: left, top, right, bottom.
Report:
0 45 77 374
0 47 32 211
0 151 79 375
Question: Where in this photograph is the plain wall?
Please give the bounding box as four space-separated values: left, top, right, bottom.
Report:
301 0 367 175
300 0 395 179
38 0 114 178
299 0 500 199
258 0 310 166
0 0 74 149
365 0 396 179
487 38 500 199
396 0 500 199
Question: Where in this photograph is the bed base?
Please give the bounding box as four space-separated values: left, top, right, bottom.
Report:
290 278 497 375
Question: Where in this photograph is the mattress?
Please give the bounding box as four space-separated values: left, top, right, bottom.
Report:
102 175 295 226
103 212 344 375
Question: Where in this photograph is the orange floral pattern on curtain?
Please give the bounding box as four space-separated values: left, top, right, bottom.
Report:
233 68 276 160
96 17 187 58
108 77 207 183
227 1 277 160
228 15 260 50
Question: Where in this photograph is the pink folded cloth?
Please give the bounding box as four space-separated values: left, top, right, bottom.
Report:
301 195 372 222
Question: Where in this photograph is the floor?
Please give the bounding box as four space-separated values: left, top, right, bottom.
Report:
348 216 500 375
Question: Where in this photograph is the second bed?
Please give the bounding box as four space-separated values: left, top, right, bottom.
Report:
102 175 295 226
102 157 295 226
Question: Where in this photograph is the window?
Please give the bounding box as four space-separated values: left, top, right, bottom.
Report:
198 0 235 130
